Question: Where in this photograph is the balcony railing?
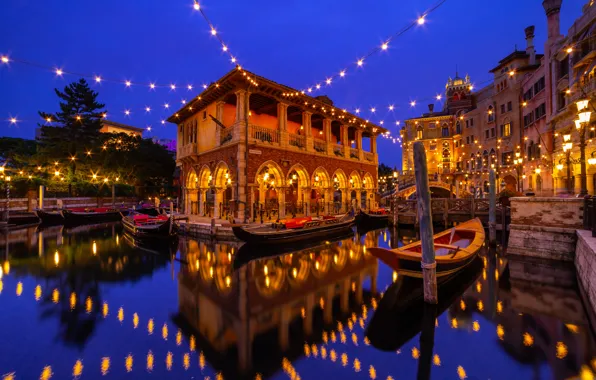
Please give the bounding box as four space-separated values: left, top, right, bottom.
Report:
178 143 197 159
313 138 326 153
249 124 280 145
220 126 234 146
424 129 442 140
289 133 306 150
364 152 374 162
333 145 345 158
350 148 359 159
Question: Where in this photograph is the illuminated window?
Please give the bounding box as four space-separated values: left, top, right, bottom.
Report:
416 127 423 140
502 123 511 137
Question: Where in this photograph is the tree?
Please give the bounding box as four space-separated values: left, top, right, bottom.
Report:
38 79 107 195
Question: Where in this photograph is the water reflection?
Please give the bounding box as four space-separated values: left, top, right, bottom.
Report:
174 230 381 379
0 223 595 379
0 223 174 348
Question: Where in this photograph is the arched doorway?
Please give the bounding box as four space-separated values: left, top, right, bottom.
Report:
332 169 349 214
311 167 331 215
362 172 375 210
213 161 233 219
349 171 362 210
185 167 199 214
255 161 285 220
536 174 542 195
286 164 309 217
197 165 212 216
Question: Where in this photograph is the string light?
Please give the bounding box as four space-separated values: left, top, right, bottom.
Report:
1 55 9 63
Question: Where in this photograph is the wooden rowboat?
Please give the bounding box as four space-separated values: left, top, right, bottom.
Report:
121 212 177 239
368 218 484 278
36 209 65 225
355 209 390 225
61 208 123 225
231 214 355 245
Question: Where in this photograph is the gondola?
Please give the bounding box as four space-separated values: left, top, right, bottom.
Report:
61 208 124 225
368 218 484 278
366 257 482 352
121 212 177 239
36 209 65 225
231 213 355 245
355 209 390 225
233 229 355 270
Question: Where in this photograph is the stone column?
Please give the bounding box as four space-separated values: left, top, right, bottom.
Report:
356 129 364 160
214 188 224 219
356 190 362 210
324 119 334 155
236 143 248 219
303 187 310 216
304 111 314 152
278 102 289 147
199 189 207 215
215 101 225 144
235 90 250 142
370 134 378 163
278 187 286 219
340 278 350 313
343 126 351 158
575 174 582 195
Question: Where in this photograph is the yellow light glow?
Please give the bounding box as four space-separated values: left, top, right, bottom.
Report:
73 359 84 378
146 351 154 372
417 16 425 25
523 332 534 346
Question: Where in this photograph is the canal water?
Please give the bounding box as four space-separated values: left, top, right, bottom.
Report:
0 223 594 379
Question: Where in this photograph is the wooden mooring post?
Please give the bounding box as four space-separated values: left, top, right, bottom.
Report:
413 142 437 304
488 169 497 246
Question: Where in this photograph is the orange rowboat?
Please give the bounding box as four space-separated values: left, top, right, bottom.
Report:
368 218 485 278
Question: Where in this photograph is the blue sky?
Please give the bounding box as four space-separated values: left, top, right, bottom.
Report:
0 0 584 167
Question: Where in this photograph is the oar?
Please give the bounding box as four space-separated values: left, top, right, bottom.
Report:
448 228 456 245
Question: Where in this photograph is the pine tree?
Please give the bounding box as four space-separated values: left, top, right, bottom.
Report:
38 79 107 195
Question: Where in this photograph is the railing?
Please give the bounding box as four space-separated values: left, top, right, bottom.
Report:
423 129 442 140
333 145 345 158
178 143 197 159
350 148 359 159
572 38 596 67
313 138 326 153
289 133 306 149
220 126 234 145
249 125 280 144
364 152 374 162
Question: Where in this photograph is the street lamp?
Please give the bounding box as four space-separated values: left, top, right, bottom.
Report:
575 99 591 195
563 133 574 194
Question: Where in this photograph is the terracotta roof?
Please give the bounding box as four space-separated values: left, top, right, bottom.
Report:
102 120 144 133
166 67 388 134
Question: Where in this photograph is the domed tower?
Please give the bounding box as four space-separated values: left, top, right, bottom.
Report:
444 71 473 115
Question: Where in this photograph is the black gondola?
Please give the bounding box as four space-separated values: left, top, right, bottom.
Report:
233 230 355 270
36 209 65 225
231 214 355 245
365 257 482 352
61 208 123 225
355 209 390 225
121 212 177 239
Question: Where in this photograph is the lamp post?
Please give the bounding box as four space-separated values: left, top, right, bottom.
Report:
513 152 524 193
575 99 592 196
563 133 574 194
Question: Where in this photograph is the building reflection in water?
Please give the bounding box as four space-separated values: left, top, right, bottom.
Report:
447 249 596 380
175 230 381 379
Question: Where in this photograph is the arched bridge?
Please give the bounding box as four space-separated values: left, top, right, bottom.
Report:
381 176 455 199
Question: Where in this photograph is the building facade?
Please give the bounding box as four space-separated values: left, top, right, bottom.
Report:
99 120 144 137
169 69 385 220
402 0 595 197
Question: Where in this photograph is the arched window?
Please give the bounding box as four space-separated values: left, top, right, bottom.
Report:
483 150 489 168
442 126 450 137
470 154 476 169
455 121 462 135
476 153 482 169
527 141 534 159
416 126 423 140
487 106 495 123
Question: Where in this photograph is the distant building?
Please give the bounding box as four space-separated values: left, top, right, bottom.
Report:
35 119 144 140
100 120 144 137
152 138 176 152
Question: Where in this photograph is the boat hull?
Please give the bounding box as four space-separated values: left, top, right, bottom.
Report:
232 217 355 245
61 209 123 225
121 215 177 239
36 209 65 225
355 211 389 226
368 218 484 278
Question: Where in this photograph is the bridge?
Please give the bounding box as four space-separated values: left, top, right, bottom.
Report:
381 175 456 199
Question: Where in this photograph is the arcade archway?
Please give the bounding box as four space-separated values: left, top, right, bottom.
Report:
286 164 309 216
311 167 331 215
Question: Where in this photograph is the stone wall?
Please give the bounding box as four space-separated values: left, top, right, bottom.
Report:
507 197 583 261
575 230 596 327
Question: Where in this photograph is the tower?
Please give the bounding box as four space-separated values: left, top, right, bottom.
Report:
444 72 473 115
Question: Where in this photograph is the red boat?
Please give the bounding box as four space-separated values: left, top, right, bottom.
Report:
61 207 125 225
121 212 177 239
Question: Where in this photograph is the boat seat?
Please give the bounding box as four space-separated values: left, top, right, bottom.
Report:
434 243 459 250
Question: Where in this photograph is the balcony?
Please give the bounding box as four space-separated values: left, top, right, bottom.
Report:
289 133 306 150
178 143 197 160
350 148 360 160
220 126 234 146
313 138 326 153
363 152 374 162
249 124 280 145
572 39 596 69
333 145 345 158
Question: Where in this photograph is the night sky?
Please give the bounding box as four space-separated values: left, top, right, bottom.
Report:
0 0 584 168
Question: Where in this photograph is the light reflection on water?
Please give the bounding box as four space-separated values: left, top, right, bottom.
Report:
0 222 594 379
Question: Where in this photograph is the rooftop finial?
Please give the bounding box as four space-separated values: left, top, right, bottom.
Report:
455 64 459 78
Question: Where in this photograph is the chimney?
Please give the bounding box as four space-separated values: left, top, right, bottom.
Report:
428 104 434 114
542 0 563 40
525 26 536 65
